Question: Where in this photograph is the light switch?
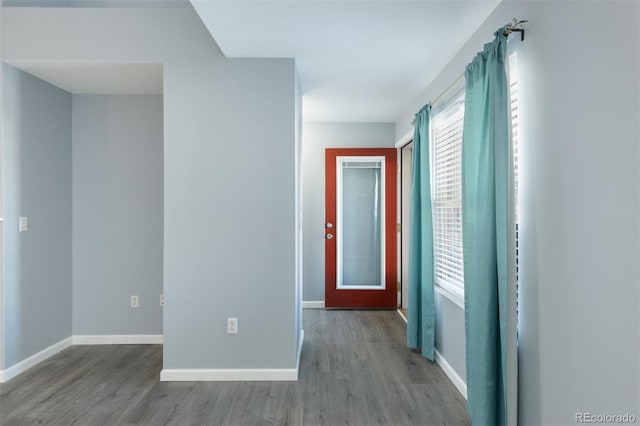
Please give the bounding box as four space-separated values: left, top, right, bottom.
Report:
19 217 28 232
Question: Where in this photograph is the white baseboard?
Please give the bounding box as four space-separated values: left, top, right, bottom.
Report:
296 329 304 374
396 310 466 399
160 329 305 382
160 367 298 382
0 336 73 383
397 309 408 323
73 334 163 345
435 349 467 399
302 301 324 309
1 331 299 384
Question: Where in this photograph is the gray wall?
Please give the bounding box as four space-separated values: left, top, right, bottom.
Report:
433 291 465 383
162 56 297 369
294 70 303 348
301 122 395 302
1 64 72 369
2 7 299 370
0 2 5 371
395 1 640 423
72 95 163 335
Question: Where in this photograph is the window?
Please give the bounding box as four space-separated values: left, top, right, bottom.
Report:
510 53 520 222
430 57 519 302
509 52 520 322
431 93 465 299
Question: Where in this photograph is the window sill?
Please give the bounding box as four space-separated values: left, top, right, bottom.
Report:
435 285 465 310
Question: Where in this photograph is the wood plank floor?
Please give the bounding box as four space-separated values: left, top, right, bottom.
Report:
0 310 470 426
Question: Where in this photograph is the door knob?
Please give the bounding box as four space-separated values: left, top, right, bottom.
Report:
326 234 334 240
326 223 333 229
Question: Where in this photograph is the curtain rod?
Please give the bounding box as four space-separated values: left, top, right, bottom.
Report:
410 73 463 125
430 73 464 109
503 18 528 41
410 18 527 126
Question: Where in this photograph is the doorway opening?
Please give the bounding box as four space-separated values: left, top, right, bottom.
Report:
398 140 413 320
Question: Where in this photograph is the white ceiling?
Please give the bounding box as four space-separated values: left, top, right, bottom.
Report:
190 0 500 123
6 62 163 95
4 0 500 120
3 0 190 7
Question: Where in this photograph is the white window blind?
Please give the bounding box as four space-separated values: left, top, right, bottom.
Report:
509 52 520 323
510 53 520 222
431 96 465 298
430 57 519 301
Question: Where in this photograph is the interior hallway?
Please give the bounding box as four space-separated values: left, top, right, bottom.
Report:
0 310 469 426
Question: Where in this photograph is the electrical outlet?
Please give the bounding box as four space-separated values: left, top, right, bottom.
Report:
227 318 238 334
19 216 28 232
159 294 164 307
131 295 139 308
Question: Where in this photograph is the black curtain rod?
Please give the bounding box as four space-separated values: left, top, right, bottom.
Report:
409 18 528 125
503 18 528 41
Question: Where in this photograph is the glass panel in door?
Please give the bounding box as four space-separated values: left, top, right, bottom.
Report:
337 157 385 289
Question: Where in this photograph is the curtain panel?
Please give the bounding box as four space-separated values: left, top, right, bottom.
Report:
407 105 436 360
461 26 514 426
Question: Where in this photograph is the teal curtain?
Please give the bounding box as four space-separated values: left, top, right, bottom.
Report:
461 27 511 426
407 104 435 360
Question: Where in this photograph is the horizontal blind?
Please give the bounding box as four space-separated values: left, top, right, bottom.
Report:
510 53 519 223
509 52 520 324
432 100 465 296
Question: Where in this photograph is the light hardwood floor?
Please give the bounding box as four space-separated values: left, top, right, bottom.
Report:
0 310 470 425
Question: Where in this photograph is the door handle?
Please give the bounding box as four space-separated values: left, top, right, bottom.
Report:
326 234 334 240
326 223 333 229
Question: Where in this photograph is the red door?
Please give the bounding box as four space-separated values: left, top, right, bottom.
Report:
325 148 397 308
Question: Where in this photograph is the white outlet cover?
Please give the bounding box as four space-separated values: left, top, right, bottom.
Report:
227 318 238 334
159 294 164 307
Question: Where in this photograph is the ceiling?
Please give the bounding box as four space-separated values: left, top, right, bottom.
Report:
6 62 163 95
190 0 501 123
2 0 190 6
3 0 501 122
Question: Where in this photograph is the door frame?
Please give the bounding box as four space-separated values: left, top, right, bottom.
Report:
399 140 413 313
324 148 397 309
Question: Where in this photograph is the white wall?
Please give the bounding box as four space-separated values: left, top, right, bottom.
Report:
72 95 163 336
302 122 395 302
2 7 300 372
395 1 640 423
